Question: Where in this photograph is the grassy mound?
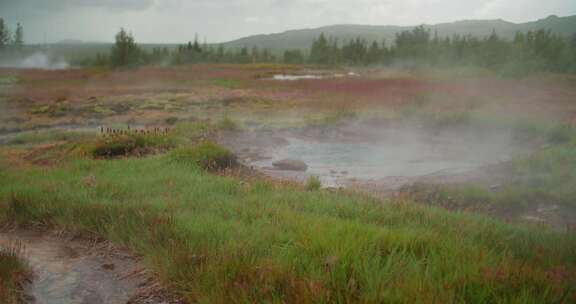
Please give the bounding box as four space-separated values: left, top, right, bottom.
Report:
0 155 575 303
84 132 175 159
169 142 237 171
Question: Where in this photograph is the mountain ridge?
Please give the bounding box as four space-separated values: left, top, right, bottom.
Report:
223 14 576 50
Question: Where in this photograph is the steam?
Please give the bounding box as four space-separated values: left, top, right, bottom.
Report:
225 118 535 189
0 53 69 70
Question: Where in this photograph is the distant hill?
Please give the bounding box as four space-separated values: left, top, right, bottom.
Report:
223 14 576 51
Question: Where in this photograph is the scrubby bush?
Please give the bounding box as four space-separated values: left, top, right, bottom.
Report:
90 133 175 158
305 176 322 191
169 142 237 171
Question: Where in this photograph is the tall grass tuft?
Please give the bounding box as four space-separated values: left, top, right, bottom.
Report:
305 176 321 191
169 142 237 171
0 240 30 304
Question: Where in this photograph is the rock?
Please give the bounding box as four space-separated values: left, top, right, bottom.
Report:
272 159 308 171
101 263 115 270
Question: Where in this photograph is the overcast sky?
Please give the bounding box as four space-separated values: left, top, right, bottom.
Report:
1 0 575 44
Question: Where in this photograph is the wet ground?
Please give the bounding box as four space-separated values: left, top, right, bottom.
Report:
0 230 181 304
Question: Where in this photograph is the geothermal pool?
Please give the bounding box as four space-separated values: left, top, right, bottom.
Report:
237 126 526 188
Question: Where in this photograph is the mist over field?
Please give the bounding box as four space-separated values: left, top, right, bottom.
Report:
1 1 576 304
0 52 69 69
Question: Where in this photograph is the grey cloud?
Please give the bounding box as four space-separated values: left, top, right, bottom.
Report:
0 0 574 43
0 0 155 12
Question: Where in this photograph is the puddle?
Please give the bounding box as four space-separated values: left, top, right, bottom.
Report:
0 231 166 304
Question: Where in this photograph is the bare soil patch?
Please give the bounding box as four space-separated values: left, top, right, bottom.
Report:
0 229 182 304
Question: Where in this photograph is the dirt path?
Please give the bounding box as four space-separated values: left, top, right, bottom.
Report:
0 230 181 304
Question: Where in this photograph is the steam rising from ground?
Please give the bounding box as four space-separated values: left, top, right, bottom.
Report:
226 121 534 188
0 53 69 70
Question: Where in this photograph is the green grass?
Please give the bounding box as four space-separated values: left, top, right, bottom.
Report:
80 132 176 158
305 176 322 191
0 241 29 304
0 154 575 303
509 140 576 207
169 142 237 171
210 78 243 89
0 75 18 86
401 132 576 221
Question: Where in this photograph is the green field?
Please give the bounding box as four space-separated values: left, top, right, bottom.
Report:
0 128 575 303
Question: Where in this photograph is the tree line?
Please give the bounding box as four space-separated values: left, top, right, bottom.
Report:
304 26 576 74
0 18 24 55
102 26 576 75
0 18 574 75
92 29 278 68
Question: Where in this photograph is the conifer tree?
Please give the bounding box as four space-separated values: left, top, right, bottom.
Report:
13 23 23 50
110 28 141 68
0 18 11 52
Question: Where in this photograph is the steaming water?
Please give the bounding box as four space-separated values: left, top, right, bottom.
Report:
271 72 359 81
272 74 325 80
251 131 519 187
0 53 69 70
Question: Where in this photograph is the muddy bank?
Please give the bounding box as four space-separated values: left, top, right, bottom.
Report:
0 230 181 304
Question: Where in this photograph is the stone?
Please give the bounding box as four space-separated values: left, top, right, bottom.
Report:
272 159 308 171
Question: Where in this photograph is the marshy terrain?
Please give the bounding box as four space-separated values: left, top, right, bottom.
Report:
1 64 576 303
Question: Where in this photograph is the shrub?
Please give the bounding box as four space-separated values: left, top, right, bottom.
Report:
169 142 237 171
305 176 321 191
90 133 175 158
